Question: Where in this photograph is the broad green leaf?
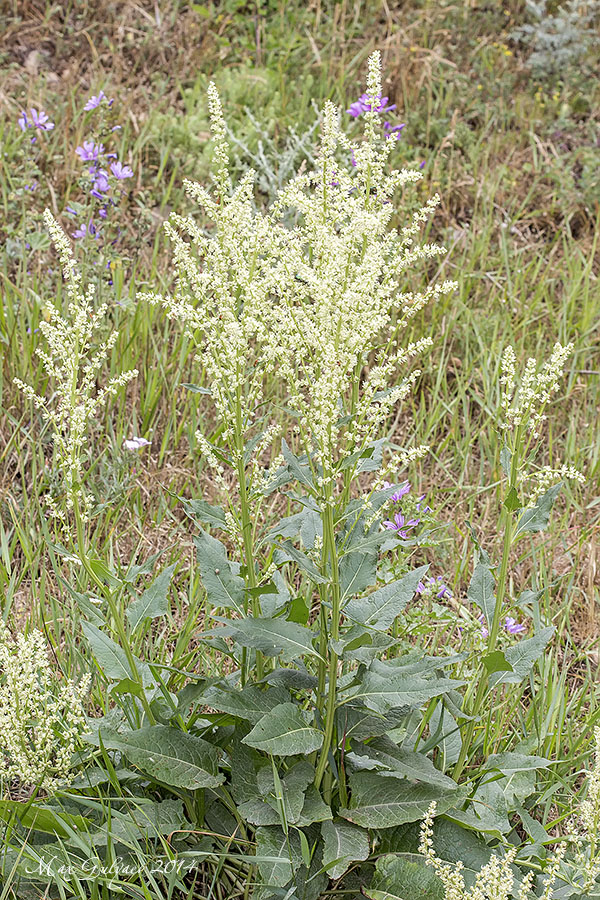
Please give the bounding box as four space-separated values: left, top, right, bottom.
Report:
127 562 176 630
340 550 377 600
514 483 562 538
345 566 428 631
81 621 138 682
267 508 322 549
181 497 226 528
467 563 495 628
230 740 265 805
503 486 521 512
483 751 551 775
365 853 444 900
275 540 327 584
337 704 412 742
345 671 463 714
321 819 370 880
0 802 88 838
339 773 459 829
262 667 318 691
255 825 303 887
254 761 314 825
499 445 512 479
98 725 224 789
194 528 245 614
281 438 315 489
201 683 290 724
482 650 513 675
298 784 333 826
242 703 323 756
490 626 554 685
226 617 323 662
349 737 458 791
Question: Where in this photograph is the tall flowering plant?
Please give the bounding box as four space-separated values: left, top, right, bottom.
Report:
18 54 585 899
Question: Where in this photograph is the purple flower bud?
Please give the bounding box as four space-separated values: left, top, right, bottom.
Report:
83 90 114 111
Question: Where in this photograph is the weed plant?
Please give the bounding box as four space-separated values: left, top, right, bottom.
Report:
0 2 599 899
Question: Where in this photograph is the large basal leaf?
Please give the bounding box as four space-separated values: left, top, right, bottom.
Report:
338 704 411 742
344 670 464 715
242 703 323 756
345 566 429 631
348 737 458 791
365 853 444 900
225 617 323 663
514 483 562 538
201 683 291 724
98 725 224 789
489 626 554 686
466 562 496 629
255 825 303 887
194 528 246 614
339 772 460 829
321 819 370 880
127 562 177 630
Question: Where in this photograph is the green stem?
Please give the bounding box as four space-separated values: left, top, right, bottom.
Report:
315 497 340 791
234 382 263 682
452 429 522 779
73 498 156 725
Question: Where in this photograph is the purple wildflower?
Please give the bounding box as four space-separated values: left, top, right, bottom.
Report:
384 122 406 139
72 220 98 240
419 160 426 170
383 480 411 503
110 160 133 180
65 205 78 216
504 616 526 635
93 170 110 193
18 108 55 132
417 576 451 600
76 140 104 162
416 494 431 514
478 614 489 639
382 511 420 538
346 92 396 118
83 90 114 111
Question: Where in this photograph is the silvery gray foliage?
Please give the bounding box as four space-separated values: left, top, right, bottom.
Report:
511 0 600 77
225 102 321 205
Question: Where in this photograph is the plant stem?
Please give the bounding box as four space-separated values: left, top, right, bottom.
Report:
73 497 156 725
234 381 263 682
315 496 340 791
452 430 521 779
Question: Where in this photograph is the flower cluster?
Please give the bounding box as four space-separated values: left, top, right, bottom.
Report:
420 801 565 900
478 614 526 639
72 136 133 237
261 52 455 486
568 727 600 891
14 211 138 523
417 575 451 600
139 82 279 509
499 342 574 438
143 52 453 528
0 622 89 793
